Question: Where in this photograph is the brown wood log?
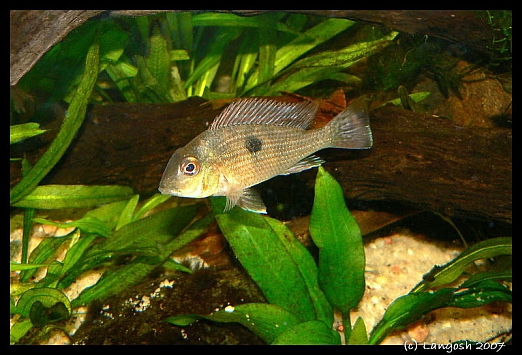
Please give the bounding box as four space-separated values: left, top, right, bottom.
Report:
10 10 495 86
11 99 511 225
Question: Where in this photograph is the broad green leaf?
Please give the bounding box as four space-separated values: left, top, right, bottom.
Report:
10 39 100 204
12 185 134 210
167 303 302 344
272 320 341 345
309 167 365 317
10 123 47 145
213 197 331 323
411 237 512 292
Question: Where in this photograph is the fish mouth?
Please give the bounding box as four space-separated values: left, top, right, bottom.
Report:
158 185 181 196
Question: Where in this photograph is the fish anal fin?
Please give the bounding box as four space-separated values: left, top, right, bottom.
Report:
282 155 325 175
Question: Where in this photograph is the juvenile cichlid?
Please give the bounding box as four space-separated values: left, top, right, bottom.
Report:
159 97 372 213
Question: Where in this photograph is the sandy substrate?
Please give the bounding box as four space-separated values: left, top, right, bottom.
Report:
10 219 511 345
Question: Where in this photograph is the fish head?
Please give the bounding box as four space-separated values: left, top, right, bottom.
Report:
158 145 220 199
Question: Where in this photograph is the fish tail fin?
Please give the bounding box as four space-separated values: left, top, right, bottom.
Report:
326 106 373 149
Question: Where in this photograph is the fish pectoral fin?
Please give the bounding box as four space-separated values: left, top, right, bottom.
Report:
238 188 267 214
224 187 267 214
282 155 325 175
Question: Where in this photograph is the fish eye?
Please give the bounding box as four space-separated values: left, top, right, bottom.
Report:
180 157 199 176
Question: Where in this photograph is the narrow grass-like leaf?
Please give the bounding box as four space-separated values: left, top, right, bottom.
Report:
72 208 211 307
88 203 200 256
32 216 111 237
12 185 134 210
309 167 365 317
449 280 511 308
167 303 302 344
133 194 171 221
185 27 243 90
9 319 33 344
146 25 172 98
10 262 49 271
262 31 398 96
369 289 454 344
10 40 100 204
273 18 356 75
272 320 341 345
411 237 512 292
115 194 140 230
369 281 512 345
20 236 69 283
10 123 47 145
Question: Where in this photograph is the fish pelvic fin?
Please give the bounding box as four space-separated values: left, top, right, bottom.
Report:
224 187 267 214
326 106 373 149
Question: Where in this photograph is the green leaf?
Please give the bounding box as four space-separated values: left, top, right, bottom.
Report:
348 316 368 344
369 280 512 344
10 38 100 204
11 185 134 210
213 197 332 324
272 320 341 345
115 194 140 230
146 25 172 98
15 287 71 319
9 319 33 344
32 216 112 237
369 289 454 344
167 303 302 344
449 280 512 308
274 18 356 75
133 194 171 221
20 236 69 283
263 31 398 96
72 206 209 307
309 166 365 316
10 123 47 145
10 261 49 271
411 237 512 292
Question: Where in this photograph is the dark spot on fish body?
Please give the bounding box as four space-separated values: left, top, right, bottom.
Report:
246 135 263 154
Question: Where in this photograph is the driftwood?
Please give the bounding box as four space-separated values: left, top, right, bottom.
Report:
11 10 496 86
11 98 511 225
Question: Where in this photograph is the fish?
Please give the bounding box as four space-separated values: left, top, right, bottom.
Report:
158 97 373 213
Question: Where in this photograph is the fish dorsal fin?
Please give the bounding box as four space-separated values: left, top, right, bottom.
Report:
210 98 319 130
